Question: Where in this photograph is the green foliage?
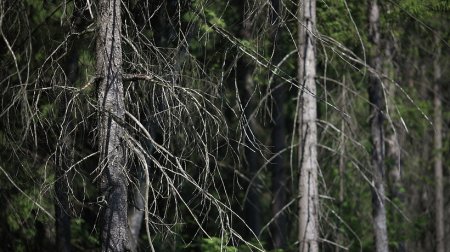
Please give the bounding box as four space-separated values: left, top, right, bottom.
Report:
318 0 367 48
6 194 37 233
399 0 450 16
0 0 449 251
71 218 100 248
201 237 238 252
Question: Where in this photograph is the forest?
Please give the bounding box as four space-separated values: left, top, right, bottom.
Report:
0 0 449 251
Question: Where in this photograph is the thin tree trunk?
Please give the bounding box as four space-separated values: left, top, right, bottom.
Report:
128 129 154 252
297 0 318 251
54 48 77 252
240 46 261 239
384 39 406 252
55 159 72 252
270 0 287 249
368 1 389 251
336 75 347 252
128 173 146 252
238 0 261 238
433 34 444 252
96 0 129 251
54 4 85 248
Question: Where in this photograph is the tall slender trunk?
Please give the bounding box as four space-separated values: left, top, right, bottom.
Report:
54 48 77 252
238 0 261 238
384 39 406 252
128 172 146 252
55 154 72 252
270 0 287 249
297 0 318 251
96 0 129 251
54 4 86 248
433 34 444 252
128 127 154 252
336 75 347 252
367 1 389 251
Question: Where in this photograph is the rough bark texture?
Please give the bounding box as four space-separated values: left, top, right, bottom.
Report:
297 0 318 251
96 0 129 251
433 36 444 252
270 0 287 249
368 1 389 251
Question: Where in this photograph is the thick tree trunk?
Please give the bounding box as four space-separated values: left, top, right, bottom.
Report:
270 0 287 249
297 0 318 251
96 0 129 251
368 1 389 251
433 35 444 252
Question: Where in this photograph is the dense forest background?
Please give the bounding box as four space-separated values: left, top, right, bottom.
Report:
0 0 449 251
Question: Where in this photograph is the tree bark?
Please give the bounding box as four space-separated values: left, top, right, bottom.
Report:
367 1 389 251
270 0 287 249
433 34 444 252
96 0 129 251
297 0 319 251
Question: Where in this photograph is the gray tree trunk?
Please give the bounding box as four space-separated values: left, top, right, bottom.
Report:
433 34 444 252
336 75 348 252
96 0 129 251
367 1 389 251
297 0 319 251
384 39 406 252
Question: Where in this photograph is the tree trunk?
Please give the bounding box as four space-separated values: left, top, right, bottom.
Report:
55 156 72 252
270 0 287 249
54 4 86 248
336 75 347 252
368 1 389 251
384 38 406 252
237 0 261 238
54 48 77 252
297 0 318 251
128 173 146 252
96 0 129 251
433 34 444 252
128 129 154 252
